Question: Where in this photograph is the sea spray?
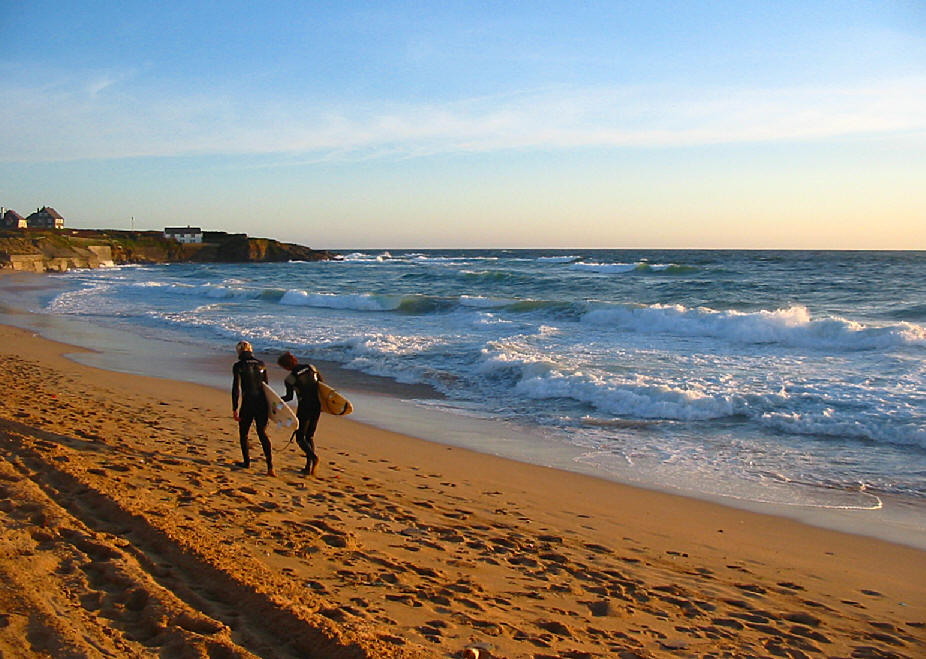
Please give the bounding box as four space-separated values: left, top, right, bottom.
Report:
44 249 926 507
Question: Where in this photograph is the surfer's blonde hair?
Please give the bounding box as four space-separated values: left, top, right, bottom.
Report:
235 340 253 354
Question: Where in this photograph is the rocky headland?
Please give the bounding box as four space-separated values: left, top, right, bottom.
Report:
0 229 337 272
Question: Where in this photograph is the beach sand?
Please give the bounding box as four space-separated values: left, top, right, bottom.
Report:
1 321 924 658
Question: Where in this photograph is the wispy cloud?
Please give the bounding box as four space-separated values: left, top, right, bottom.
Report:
2 68 925 163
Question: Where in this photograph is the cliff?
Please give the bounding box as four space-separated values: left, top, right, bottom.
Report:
0 229 337 273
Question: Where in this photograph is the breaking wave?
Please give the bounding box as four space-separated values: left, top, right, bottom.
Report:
569 261 698 275
35 250 926 506
582 304 926 350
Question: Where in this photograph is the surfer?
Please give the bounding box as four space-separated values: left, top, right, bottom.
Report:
232 341 275 476
276 351 324 475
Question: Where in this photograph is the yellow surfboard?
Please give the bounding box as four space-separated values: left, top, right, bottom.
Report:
318 381 353 415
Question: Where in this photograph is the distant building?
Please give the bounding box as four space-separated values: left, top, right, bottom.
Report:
26 206 64 229
163 226 203 243
1 208 27 229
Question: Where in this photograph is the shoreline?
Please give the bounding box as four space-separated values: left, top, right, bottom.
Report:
3 269 926 550
1 312 924 655
1 270 925 551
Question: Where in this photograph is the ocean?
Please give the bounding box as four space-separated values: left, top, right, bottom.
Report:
9 249 926 526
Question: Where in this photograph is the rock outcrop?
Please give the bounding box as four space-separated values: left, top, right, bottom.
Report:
0 229 336 272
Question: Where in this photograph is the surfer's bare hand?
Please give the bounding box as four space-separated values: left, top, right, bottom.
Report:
233 410 239 421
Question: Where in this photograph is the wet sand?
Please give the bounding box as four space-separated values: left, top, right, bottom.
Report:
1 320 924 658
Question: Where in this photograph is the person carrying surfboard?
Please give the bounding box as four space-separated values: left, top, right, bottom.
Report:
276 351 324 476
232 340 275 476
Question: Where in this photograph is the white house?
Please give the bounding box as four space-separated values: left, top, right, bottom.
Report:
163 226 203 243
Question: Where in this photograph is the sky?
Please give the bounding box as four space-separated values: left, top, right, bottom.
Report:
1 1 924 249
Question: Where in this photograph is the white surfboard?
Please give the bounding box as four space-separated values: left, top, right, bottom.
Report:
263 382 299 431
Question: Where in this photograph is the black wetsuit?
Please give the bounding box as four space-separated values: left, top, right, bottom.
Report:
282 363 322 473
232 351 272 471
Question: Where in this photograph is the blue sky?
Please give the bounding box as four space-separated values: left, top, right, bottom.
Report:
1 1 924 248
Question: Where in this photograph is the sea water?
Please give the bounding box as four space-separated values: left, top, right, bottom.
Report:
13 250 926 523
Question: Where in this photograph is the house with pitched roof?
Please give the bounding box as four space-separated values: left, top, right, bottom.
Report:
1 208 27 229
26 206 65 229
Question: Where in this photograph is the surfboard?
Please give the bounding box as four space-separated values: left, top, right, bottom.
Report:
262 382 299 431
318 381 353 416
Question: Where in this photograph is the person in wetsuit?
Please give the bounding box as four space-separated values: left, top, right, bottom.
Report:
277 351 324 475
232 341 274 476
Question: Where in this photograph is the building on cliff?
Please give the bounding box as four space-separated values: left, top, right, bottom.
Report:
1 208 27 229
163 226 203 243
26 206 65 229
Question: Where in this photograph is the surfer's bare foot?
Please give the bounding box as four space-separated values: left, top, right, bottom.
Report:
267 469 276 477
310 460 320 476
235 460 250 469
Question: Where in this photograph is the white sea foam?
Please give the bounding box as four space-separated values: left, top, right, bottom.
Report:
515 371 739 421
34 251 926 510
344 331 446 357
570 261 637 274
197 284 255 300
279 290 400 311
569 261 692 274
128 281 173 288
415 254 499 264
476 334 736 421
582 303 926 350
760 411 926 450
125 281 258 300
47 284 115 314
340 251 391 262
459 269 510 280
538 255 580 263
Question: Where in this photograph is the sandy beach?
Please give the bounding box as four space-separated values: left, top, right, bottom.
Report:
5 1 924 654
1 318 924 658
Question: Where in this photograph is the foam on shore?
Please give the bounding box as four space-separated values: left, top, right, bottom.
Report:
2 314 925 657
2 271 925 550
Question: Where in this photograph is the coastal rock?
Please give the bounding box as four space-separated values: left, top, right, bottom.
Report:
0 228 336 272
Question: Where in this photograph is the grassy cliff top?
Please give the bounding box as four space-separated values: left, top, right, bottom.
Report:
0 228 336 264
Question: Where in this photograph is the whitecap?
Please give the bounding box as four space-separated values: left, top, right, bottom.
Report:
582 303 926 350
570 261 637 274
